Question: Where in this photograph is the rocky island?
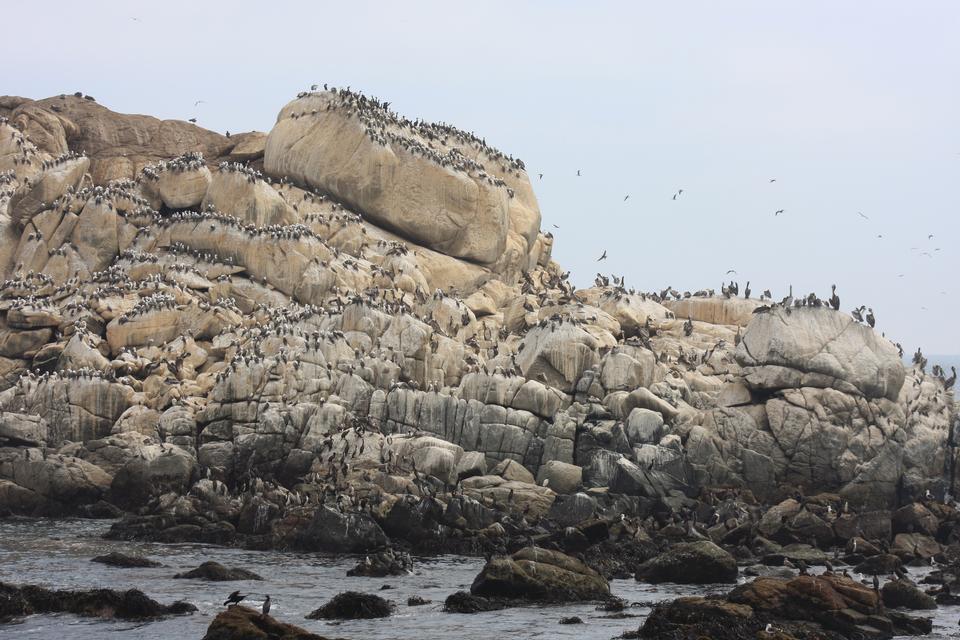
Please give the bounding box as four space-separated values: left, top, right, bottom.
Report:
0 88 957 639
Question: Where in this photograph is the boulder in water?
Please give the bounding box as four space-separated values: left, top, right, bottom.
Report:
306 591 393 619
91 552 162 568
174 561 263 581
470 547 609 603
635 540 738 584
442 591 508 614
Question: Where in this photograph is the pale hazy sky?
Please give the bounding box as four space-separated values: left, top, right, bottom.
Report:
4 1 958 353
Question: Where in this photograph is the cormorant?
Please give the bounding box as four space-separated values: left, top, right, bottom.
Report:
224 590 246 606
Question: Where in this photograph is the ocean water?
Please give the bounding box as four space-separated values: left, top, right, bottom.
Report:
0 519 957 639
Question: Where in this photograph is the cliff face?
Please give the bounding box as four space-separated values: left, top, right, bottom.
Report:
0 88 954 519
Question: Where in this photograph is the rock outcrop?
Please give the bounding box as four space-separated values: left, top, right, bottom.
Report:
0 88 955 581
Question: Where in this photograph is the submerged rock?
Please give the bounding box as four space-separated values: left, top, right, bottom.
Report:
174 561 263 582
442 591 508 614
91 551 162 568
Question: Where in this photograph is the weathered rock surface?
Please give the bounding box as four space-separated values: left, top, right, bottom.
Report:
736 306 905 400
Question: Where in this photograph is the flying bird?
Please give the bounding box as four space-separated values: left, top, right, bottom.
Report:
857 211 869 219
928 234 934 239
769 178 776 183
224 591 246 606
726 269 737 274
551 224 559 229
597 250 607 261
623 195 630 201
194 100 205 107
538 173 543 180
576 169 581 176
188 118 197 123
775 209 785 216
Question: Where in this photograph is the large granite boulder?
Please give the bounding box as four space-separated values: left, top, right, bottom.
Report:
264 90 539 267
736 306 905 400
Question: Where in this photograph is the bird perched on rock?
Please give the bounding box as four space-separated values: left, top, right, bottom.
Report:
224 590 246 606
262 594 271 616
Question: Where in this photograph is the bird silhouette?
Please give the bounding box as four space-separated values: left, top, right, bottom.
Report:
224 591 246 606
775 209 785 216
576 169 581 176
188 118 197 123
194 100 205 107
857 211 869 219
623 195 629 201
597 250 607 261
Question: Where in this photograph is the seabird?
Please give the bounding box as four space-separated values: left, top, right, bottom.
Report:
597 250 607 261
775 209 785 216
576 169 581 176
262 595 271 616
188 118 197 123
224 590 246 606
